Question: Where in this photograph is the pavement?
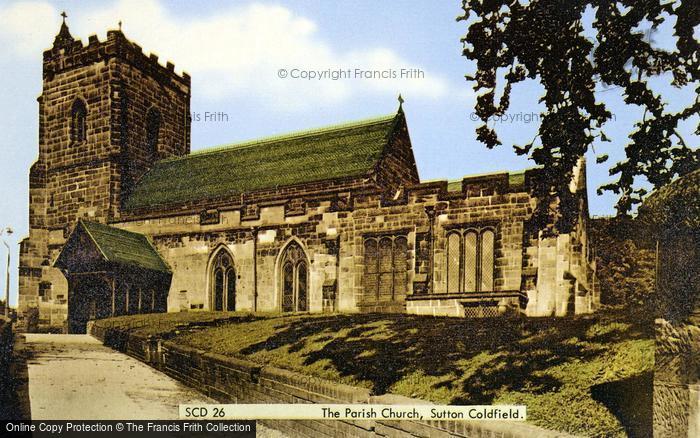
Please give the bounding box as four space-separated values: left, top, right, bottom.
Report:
22 333 287 436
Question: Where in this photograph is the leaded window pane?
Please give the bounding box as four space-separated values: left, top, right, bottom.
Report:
297 262 307 311
378 238 393 273
378 238 393 300
226 268 236 311
363 239 378 300
214 269 224 311
447 232 461 292
282 262 294 312
393 237 408 299
481 230 495 291
464 231 478 292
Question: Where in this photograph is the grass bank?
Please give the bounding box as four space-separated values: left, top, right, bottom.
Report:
91 310 276 337
97 308 653 437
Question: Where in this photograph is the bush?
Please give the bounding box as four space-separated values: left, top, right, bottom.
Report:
590 217 656 310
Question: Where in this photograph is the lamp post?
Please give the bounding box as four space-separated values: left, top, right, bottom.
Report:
1 227 13 317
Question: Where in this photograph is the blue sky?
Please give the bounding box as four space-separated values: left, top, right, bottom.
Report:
0 0 696 306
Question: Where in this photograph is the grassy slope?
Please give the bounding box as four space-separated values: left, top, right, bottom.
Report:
131 308 651 437
92 311 276 337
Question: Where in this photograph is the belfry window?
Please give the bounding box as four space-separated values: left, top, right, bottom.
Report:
146 108 161 158
446 227 495 293
70 99 87 143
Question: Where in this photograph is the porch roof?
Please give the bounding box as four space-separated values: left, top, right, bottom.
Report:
54 220 171 274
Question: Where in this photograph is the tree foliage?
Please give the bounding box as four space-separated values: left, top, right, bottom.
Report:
589 217 656 310
458 0 699 217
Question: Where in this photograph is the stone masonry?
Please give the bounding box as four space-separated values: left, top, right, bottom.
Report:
19 21 189 326
19 21 598 330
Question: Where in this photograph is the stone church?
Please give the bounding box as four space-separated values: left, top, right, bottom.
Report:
18 21 598 332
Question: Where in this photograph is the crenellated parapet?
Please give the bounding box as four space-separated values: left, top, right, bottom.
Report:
43 27 190 89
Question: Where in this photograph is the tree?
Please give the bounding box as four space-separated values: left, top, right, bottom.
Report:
458 0 699 220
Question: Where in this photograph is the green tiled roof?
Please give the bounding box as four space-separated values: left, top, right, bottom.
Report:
81 221 171 273
125 113 401 210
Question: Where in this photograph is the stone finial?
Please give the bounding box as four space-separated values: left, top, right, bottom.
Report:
397 94 404 111
53 11 75 50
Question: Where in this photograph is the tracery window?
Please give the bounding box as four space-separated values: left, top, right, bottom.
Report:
279 242 308 312
211 249 236 311
446 227 495 293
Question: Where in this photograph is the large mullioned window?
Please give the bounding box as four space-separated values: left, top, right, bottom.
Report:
363 235 408 302
446 227 495 293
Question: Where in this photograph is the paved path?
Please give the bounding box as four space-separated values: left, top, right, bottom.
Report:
22 334 286 436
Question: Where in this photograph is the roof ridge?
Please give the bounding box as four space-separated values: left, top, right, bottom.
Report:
162 112 398 163
77 220 111 262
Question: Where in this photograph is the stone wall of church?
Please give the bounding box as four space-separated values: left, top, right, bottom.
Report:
112 170 597 319
19 28 190 327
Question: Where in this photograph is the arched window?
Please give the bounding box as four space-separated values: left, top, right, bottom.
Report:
362 234 409 302
146 107 161 158
445 227 496 293
70 99 87 142
210 249 235 311
279 241 308 312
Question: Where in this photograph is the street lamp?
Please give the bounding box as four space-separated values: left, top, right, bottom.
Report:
1 227 13 317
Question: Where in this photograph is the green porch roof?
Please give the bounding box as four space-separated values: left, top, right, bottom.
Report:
80 221 171 273
124 112 401 210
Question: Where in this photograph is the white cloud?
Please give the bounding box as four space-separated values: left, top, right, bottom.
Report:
0 1 57 54
0 0 459 111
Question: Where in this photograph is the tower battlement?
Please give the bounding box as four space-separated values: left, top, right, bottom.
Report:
43 26 190 88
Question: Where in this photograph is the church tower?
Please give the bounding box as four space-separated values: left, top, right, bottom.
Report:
18 15 191 327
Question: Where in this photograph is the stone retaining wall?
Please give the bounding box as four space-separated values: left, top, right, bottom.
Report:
90 324 575 438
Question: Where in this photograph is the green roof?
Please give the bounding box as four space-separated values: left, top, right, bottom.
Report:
125 113 401 210
81 221 171 273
